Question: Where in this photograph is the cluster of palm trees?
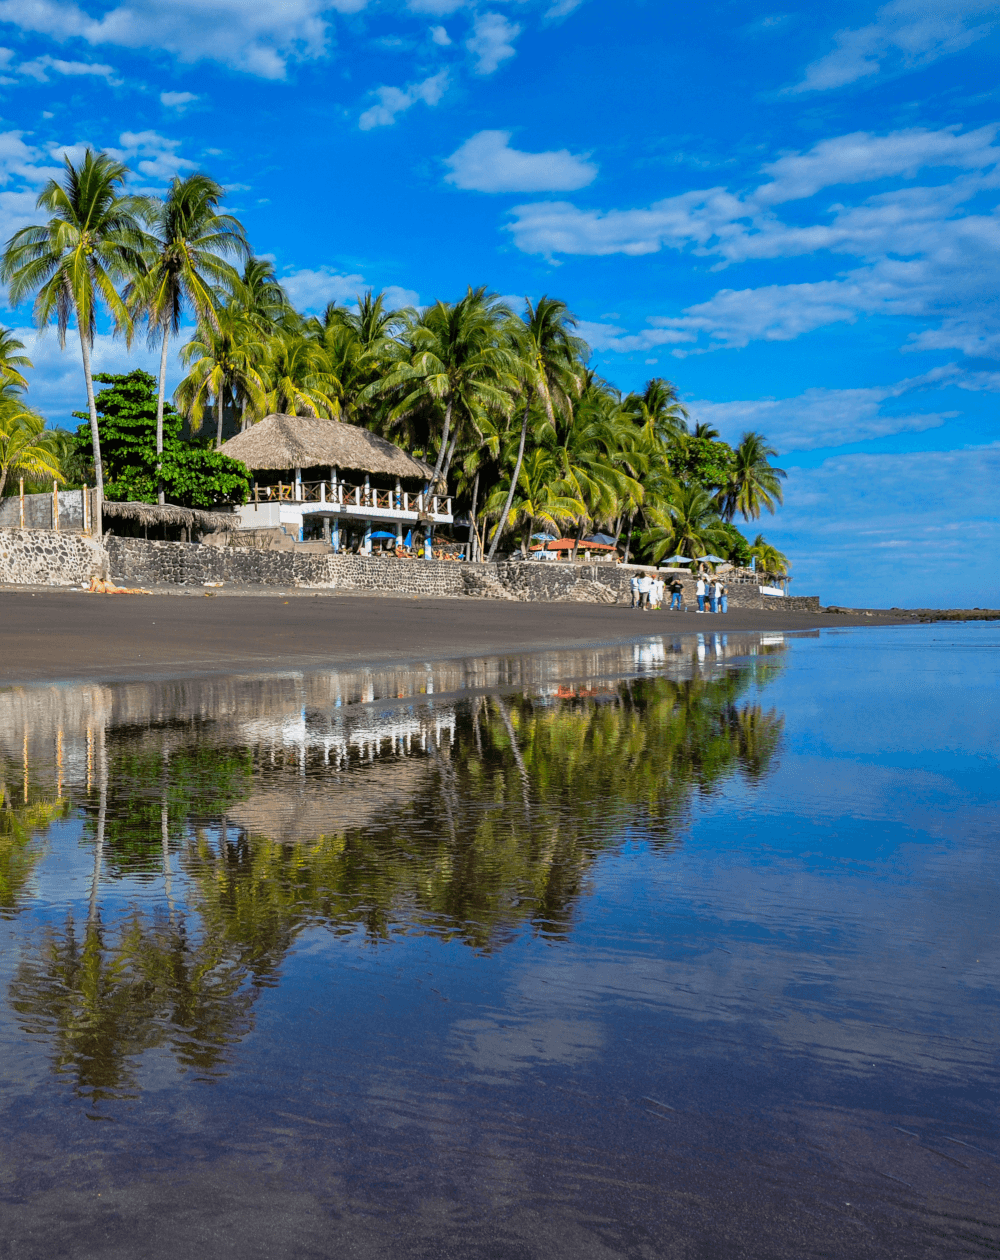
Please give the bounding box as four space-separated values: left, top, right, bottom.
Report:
0 148 789 570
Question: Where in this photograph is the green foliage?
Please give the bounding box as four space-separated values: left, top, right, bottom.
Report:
717 521 752 566
71 369 250 506
670 434 735 493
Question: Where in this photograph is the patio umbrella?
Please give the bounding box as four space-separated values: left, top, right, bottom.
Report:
698 554 728 563
660 554 694 565
532 532 558 541
585 533 617 545
404 530 412 548
370 530 397 540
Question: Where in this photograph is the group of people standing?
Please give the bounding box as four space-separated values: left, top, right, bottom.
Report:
629 571 729 614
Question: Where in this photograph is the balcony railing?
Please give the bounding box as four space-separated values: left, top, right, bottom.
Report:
252 480 452 517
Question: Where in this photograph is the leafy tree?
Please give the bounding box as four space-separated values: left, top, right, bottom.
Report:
671 434 735 494
1 149 151 524
749 533 789 576
72 369 249 507
716 520 751 567
127 173 249 501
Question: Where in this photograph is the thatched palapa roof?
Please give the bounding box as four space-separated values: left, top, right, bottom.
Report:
218 414 434 481
102 501 238 532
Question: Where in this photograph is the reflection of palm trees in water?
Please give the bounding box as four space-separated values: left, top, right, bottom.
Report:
8 654 783 1102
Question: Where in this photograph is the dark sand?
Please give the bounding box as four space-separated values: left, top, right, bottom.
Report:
0 585 935 686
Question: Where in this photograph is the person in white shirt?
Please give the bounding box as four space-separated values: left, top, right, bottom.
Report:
630 574 639 608
655 578 665 609
696 575 706 612
712 579 723 613
638 571 652 609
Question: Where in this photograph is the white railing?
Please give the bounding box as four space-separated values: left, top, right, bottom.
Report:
251 480 452 517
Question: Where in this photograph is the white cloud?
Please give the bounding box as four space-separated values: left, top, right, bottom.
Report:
358 69 448 130
545 0 585 15
756 123 1000 204
160 90 198 109
444 130 597 193
765 445 1000 608
115 129 197 178
466 12 519 74
0 0 370 79
508 123 1000 358
687 373 960 452
791 0 996 93
429 24 451 45
280 267 419 313
18 54 120 83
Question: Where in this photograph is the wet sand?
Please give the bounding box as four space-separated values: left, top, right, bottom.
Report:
1 584 932 686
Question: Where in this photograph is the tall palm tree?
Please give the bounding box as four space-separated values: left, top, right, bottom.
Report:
372 287 519 487
690 420 720 440
0 327 32 391
721 431 786 523
127 173 249 502
1 150 150 525
486 295 585 561
176 307 266 447
640 484 727 564
484 446 584 558
262 330 340 421
623 377 689 444
232 256 290 332
0 398 62 499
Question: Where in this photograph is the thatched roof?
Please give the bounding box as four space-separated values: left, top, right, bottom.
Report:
219 414 434 481
102 501 238 532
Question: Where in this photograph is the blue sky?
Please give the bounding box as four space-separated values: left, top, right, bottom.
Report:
0 0 997 607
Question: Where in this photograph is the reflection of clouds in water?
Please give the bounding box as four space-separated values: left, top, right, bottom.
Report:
449 1017 604 1080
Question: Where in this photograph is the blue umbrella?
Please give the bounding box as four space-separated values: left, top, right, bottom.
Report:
698 554 728 563
585 533 617 545
660 555 694 565
404 530 412 548
370 530 397 540
532 532 558 541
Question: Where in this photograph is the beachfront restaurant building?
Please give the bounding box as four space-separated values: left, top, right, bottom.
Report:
219 414 454 554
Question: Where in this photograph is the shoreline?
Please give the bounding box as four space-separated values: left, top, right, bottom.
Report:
3 586 995 688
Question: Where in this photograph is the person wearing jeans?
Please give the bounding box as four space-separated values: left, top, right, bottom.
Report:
696 575 706 612
720 582 728 614
669 578 683 610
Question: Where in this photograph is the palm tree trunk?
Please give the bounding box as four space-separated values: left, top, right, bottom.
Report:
431 399 453 482
215 390 224 450
156 326 169 505
441 432 458 483
622 514 633 565
570 521 585 561
78 326 104 533
469 469 480 562
486 399 530 563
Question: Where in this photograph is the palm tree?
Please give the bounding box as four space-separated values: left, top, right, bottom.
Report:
640 484 727 564
749 533 789 576
0 327 32 391
1 149 150 526
0 397 62 499
261 329 340 421
623 377 689 444
232 256 290 332
176 307 267 447
486 295 585 561
372 287 519 487
484 445 584 558
720 431 786 523
127 173 249 502
690 420 720 440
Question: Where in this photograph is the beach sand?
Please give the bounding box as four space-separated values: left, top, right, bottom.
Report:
0 585 948 686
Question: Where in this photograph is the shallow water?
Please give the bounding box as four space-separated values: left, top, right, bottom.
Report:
1 626 997 1259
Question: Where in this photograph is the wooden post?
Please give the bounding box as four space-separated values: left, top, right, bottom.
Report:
82 486 89 533
52 481 59 532
19 478 24 529
254 483 259 504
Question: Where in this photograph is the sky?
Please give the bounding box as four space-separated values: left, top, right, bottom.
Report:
0 0 997 608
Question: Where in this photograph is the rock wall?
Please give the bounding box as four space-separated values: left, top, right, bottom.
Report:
0 528 105 586
1 530 821 611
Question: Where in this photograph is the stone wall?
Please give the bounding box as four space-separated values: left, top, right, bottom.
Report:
1 529 821 610
0 528 105 586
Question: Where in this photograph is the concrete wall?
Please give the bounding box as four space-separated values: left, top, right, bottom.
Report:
0 528 105 586
0 489 88 532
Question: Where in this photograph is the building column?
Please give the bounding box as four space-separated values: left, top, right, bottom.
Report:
294 467 302 499
322 517 331 546
364 521 372 555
